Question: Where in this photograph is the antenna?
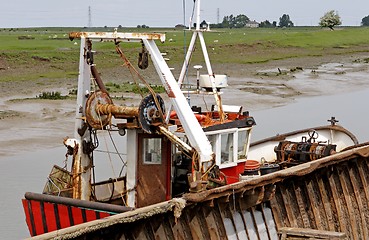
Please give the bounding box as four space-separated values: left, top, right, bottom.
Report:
88 6 92 28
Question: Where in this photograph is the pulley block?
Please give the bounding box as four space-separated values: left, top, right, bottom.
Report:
85 90 113 129
138 94 165 134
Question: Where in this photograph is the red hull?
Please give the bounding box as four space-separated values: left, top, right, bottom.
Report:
22 192 132 237
22 198 113 237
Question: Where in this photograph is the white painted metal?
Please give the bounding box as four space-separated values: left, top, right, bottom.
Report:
264 205 279 239
70 32 165 43
142 38 213 164
195 0 201 31
254 209 269 239
178 32 198 86
199 74 228 89
223 217 238 240
243 210 258 239
234 212 248 239
126 130 138 208
166 0 225 123
73 37 92 200
248 128 357 163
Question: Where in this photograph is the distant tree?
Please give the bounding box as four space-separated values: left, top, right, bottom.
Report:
234 14 250 28
221 14 250 28
259 20 273 28
319 10 342 30
118 25 123 29
279 14 294 27
137 24 149 28
222 15 233 28
362 15 369 26
272 21 277 27
210 23 223 28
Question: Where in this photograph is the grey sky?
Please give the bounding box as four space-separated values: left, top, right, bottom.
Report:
0 0 368 28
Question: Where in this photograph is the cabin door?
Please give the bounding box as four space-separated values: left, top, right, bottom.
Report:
136 134 171 208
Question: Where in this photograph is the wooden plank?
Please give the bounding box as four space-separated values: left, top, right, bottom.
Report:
346 164 367 239
169 211 190 240
356 160 369 240
249 207 262 240
292 182 311 229
202 206 224 240
186 206 205 240
260 204 271 240
242 209 258 240
261 204 278 240
327 168 348 234
252 206 269 240
278 227 346 239
279 185 298 227
315 174 336 232
196 206 212 240
150 215 169 240
269 188 285 229
338 165 359 240
237 199 250 240
233 210 248 239
305 178 323 230
357 159 369 204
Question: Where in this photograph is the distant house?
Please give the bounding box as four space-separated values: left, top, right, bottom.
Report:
175 24 186 29
245 20 259 28
200 20 208 29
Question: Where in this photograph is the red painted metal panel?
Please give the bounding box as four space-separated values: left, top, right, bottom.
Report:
71 207 84 225
57 205 71 228
85 209 97 222
221 162 246 184
30 200 45 235
43 202 57 232
99 211 111 218
22 199 34 236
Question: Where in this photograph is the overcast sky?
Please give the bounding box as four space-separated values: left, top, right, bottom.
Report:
0 0 368 28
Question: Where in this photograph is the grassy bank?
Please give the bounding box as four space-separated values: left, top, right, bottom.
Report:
0 26 369 83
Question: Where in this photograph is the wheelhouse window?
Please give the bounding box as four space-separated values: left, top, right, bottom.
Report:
221 132 234 164
142 138 162 164
238 129 250 159
205 127 252 167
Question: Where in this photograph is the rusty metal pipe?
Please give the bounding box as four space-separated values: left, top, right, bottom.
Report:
91 66 108 94
25 192 132 213
96 104 139 117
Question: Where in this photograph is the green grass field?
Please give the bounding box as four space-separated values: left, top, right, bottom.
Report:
0 26 369 83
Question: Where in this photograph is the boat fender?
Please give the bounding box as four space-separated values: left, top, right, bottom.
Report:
63 138 77 148
63 137 78 156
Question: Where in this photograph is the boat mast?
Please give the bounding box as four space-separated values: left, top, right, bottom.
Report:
176 0 225 122
72 36 92 200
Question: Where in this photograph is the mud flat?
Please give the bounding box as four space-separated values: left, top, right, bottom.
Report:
0 53 369 158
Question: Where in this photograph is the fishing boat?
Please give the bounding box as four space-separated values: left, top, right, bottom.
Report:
22 1 369 239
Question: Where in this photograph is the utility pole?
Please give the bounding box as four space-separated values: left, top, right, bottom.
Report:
217 8 220 24
88 6 92 28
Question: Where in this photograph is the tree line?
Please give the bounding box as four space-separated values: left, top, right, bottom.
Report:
209 12 369 30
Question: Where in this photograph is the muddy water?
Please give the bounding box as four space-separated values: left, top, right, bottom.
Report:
252 88 369 142
1 62 369 239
